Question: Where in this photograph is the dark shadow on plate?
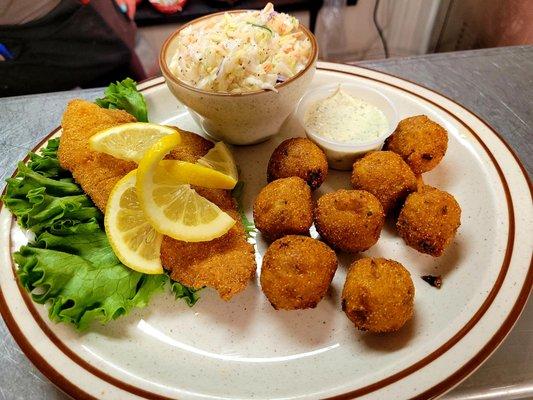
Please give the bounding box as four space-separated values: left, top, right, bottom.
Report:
313 169 352 201
416 238 465 279
383 215 398 235
336 250 359 270
312 232 359 268
85 280 261 338
267 306 337 347
265 277 341 347
325 283 341 305
359 312 418 353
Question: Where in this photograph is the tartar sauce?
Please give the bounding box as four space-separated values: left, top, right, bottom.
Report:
304 87 388 143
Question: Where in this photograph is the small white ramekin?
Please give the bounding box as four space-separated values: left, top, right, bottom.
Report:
295 83 399 170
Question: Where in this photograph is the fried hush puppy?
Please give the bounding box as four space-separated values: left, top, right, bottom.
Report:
351 151 417 214
267 137 328 190
260 235 338 310
384 115 448 174
397 185 461 257
342 257 415 333
314 190 385 253
253 177 313 241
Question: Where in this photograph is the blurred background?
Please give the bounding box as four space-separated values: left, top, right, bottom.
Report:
0 0 531 97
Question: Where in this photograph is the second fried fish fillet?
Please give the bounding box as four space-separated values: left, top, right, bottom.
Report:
58 99 256 300
165 138 256 301
160 187 256 301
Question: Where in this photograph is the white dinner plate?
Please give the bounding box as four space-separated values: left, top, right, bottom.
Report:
0 62 531 400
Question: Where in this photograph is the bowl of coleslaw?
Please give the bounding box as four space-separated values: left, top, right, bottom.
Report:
160 3 318 145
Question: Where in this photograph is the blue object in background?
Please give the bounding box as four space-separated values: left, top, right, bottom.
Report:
0 43 14 60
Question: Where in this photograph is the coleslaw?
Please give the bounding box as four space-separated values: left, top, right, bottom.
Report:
169 3 312 93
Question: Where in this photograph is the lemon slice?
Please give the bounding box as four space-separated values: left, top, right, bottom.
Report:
159 160 237 189
197 142 239 181
136 134 235 242
89 122 178 162
105 170 163 274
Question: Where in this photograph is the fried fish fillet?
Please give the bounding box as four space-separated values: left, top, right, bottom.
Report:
58 100 137 211
160 188 256 300
58 99 256 300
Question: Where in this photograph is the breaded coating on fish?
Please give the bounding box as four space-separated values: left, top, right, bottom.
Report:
160 187 256 300
164 136 256 300
58 100 137 211
58 100 216 210
58 99 256 300
167 131 214 163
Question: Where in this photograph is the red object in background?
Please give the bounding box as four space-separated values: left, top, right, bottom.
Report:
149 0 187 14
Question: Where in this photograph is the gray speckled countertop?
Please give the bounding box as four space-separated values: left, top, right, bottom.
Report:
0 46 531 400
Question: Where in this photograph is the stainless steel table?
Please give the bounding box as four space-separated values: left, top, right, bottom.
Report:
0 46 531 400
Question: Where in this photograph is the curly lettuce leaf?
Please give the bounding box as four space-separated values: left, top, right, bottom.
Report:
2 139 197 330
95 78 148 122
26 138 66 178
15 242 167 330
232 181 256 239
171 280 200 307
3 139 91 233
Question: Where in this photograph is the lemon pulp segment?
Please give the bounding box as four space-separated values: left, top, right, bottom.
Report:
105 170 164 274
136 134 235 242
89 122 178 162
197 142 239 181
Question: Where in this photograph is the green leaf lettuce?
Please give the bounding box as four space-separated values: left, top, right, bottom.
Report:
2 138 197 330
95 78 148 122
232 181 256 239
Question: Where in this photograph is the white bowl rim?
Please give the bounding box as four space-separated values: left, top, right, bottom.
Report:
296 82 400 149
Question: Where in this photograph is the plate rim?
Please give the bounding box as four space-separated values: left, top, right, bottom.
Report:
0 63 531 400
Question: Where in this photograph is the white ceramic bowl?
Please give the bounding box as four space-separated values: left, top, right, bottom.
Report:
159 11 318 145
296 83 399 170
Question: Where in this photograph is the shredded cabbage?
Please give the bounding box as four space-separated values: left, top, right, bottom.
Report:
169 2 312 93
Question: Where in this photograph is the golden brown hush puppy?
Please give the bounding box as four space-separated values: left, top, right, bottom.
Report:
314 190 385 253
260 235 338 310
253 177 313 241
384 115 448 174
351 151 417 214
342 257 415 333
267 138 328 190
397 185 461 257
